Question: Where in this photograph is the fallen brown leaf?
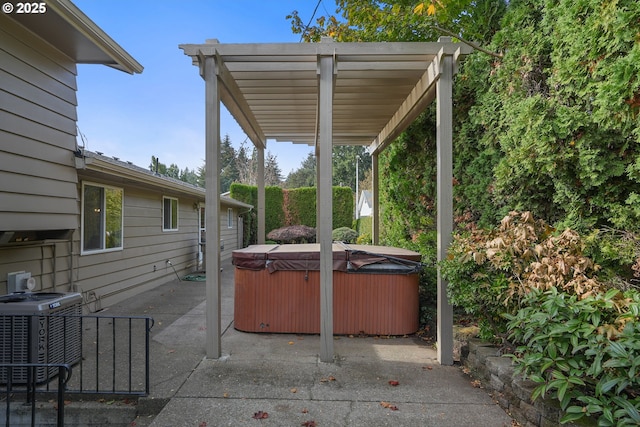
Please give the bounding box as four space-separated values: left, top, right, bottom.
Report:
301 421 317 427
290 388 297 393
199 422 207 427
388 380 400 386
471 379 482 388
301 408 309 414
252 411 269 420
380 401 399 411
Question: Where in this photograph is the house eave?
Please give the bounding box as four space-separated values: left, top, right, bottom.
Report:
78 155 204 197
9 0 142 74
77 153 253 210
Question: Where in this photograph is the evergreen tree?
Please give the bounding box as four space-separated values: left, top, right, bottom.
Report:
236 140 256 185
149 155 166 174
196 163 205 188
265 152 283 186
285 152 316 188
220 134 239 192
332 146 371 191
166 163 180 179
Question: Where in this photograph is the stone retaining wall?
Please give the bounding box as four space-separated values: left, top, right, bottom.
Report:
461 338 596 427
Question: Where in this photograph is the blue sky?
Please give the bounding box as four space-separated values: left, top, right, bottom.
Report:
74 0 338 175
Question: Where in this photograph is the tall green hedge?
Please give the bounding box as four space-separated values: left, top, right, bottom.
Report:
230 183 256 246
265 186 285 234
230 184 353 244
356 216 372 237
286 187 316 227
332 187 353 229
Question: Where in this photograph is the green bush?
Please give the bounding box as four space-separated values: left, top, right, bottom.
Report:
443 211 640 425
584 228 640 287
265 186 285 235
355 216 372 238
230 185 354 245
332 227 358 243
441 211 604 341
505 287 640 425
286 187 316 227
356 232 371 245
332 187 354 229
230 183 257 246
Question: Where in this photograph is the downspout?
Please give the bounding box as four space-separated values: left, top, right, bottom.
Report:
69 236 75 292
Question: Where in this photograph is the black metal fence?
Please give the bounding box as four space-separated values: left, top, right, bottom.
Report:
1 363 71 427
0 314 154 426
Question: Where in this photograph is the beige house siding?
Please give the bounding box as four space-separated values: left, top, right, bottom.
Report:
0 13 79 231
0 8 251 310
0 241 72 294
220 207 243 262
72 178 203 309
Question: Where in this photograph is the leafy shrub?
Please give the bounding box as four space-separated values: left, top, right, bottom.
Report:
267 225 316 244
584 228 640 289
332 187 354 229
285 187 316 227
332 227 358 243
265 186 285 235
505 287 640 425
356 232 371 245
355 216 372 239
442 211 604 340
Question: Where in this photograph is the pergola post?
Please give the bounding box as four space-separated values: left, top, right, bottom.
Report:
181 38 473 365
317 51 335 363
436 43 454 365
202 54 222 359
371 153 379 245
257 147 265 244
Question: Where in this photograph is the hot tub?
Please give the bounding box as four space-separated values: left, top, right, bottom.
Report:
232 243 421 335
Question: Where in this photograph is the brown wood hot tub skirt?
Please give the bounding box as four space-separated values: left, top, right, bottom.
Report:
232 243 422 335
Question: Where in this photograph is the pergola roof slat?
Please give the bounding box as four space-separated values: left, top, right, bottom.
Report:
181 38 472 149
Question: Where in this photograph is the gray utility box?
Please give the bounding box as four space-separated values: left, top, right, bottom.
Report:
0 292 82 383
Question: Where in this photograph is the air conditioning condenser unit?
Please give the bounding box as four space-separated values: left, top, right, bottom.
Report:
0 292 82 384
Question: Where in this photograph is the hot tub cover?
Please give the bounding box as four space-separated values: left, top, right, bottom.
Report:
232 243 422 274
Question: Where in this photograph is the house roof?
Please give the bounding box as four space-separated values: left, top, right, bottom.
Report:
359 190 372 208
8 0 142 74
77 150 252 209
180 38 472 153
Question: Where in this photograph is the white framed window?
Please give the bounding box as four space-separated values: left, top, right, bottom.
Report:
81 182 123 254
163 196 179 231
227 208 233 229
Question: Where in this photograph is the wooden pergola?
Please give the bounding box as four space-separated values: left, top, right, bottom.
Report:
180 37 473 365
